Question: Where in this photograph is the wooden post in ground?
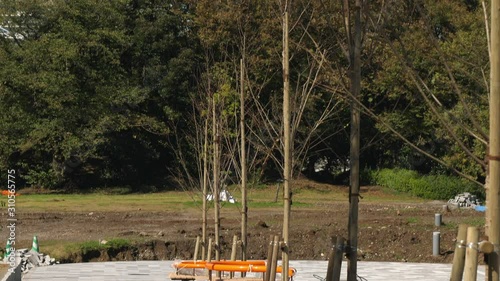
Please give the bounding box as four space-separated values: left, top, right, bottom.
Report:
230 235 238 261
488 0 500 279
479 240 494 254
207 238 213 281
325 237 337 281
450 224 468 281
270 235 280 281
207 238 213 262
230 235 238 278
464 227 479 281
265 235 274 281
194 236 200 262
332 237 345 281
480 240 494 281
192 237 200 278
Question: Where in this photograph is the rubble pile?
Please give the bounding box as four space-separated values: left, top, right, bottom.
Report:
447 192 482 208
4 249 58 274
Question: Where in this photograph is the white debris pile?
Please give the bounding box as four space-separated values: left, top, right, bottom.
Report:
447 192 482 208
4 249 58 274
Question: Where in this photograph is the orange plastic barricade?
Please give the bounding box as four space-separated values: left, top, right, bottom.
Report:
170 260 296 280
174 260 265 270
204 261 296 278
170 260 266 280
174 260 207 270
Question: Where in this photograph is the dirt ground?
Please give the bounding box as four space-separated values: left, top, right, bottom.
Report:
10 185 485 264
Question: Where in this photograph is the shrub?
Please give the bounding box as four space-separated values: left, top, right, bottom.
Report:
369 168 484 200
75 238 132 255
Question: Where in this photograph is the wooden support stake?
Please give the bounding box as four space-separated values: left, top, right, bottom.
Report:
231 235 238 261
464 227 479 281
207 238 213 281
269 235 280 281
230 235 238 278
325 237 337 281
450 224 468 281
332 237 345 281
479 240 494 254
207 238 213 262
194 236 200 262
265 235 274 281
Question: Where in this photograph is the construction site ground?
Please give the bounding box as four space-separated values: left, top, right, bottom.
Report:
8 181 485 264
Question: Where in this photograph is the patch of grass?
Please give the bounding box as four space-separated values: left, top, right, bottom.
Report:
18 191 194 212
77 241 102 254
183 200 203 208
407 217 419 224
40 240 75 260
442 216 485 230
17 178 437 213
462 217 485 228
181 197 313 209
90 186 133 195
46 238 134 260
249 183 272 190
103 238 131 248
246 200 312 208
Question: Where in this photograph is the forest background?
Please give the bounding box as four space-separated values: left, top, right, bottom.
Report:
0 0 490 199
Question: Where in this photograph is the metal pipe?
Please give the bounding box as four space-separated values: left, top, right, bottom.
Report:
433 232 440 256
435 213 442 227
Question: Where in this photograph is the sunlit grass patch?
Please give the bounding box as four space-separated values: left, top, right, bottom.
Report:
16 180 433 214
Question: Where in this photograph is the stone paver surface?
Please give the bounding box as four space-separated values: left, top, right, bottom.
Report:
23 260 485 281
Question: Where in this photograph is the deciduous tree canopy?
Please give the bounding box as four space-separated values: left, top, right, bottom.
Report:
0 0 490 190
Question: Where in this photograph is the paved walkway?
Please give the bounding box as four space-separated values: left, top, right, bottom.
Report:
23 260 485 281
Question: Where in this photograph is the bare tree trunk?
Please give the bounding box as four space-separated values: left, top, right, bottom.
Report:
213 93 221 262
485 173 490 280
347 1 362 281
282 8 292 281
487 1 500 279
240 58 248 261
202 114 209 260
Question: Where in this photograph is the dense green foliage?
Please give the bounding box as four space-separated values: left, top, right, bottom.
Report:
0 0 491 195
0 0 198 189
370 169 484 200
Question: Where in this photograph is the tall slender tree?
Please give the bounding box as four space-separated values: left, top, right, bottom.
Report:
487 0 500 279
282 5 291 281
343 0 363 279
240 57 248 261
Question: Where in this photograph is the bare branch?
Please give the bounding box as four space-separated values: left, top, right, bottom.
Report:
482 0 491 59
